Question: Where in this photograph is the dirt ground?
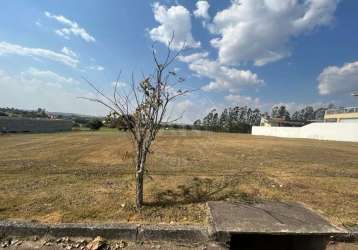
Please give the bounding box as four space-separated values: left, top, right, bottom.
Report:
3 242 358 250
0 130 357 227
0 237 357 250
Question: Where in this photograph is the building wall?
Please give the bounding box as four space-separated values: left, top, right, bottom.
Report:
324 111 358 122
0 117 73 133
252 123 358 142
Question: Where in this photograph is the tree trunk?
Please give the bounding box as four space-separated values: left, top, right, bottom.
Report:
135 146 146 209
135 168 144 209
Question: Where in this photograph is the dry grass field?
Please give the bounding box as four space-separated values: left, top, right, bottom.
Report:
0 129 357 228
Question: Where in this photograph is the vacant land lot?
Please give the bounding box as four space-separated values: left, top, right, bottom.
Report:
0 130 357 227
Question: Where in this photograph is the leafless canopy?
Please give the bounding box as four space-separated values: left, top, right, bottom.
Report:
81 36 190 208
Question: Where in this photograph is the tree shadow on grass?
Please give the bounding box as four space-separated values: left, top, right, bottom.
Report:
145 177 260 208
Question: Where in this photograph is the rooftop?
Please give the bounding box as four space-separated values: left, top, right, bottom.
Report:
325 107 358 115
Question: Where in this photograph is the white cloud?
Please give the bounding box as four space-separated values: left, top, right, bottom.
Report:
224 94 261 108
318 61 358 95
0 41 79 68
55 30 70 40
178 52 209 63
89 65 105 71
0 68 106 116
170 99 199 123
177 99 194 110
22 68 79 87
111 81 127 88
178 52 264 93
167 96 223 124
194 1 210 20
149 2 200 50
45 11 96 43
61 47 78 58
209 0 338 66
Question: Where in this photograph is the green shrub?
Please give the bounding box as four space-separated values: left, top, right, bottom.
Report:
86 119 103 130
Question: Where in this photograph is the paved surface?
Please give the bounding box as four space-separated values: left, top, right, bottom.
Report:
208 201 347 235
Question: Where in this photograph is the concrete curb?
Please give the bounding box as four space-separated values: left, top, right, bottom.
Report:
0 219 354 244
0 221 208 243
47 223 139 240
137 224 208 242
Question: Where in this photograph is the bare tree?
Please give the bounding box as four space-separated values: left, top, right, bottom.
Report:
81 39 189 208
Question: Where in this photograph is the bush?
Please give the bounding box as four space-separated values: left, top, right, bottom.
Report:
184 124 193 130
86 119 103 130
74 117 91 125
227 123 252 133
72 122 80 128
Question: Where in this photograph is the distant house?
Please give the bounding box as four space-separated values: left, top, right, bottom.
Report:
260 117 305 127
324 107 358 123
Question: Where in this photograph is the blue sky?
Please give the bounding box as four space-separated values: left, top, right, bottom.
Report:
0 0 358 122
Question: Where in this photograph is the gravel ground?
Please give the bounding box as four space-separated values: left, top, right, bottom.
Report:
0 236 227 250
0 237 357 250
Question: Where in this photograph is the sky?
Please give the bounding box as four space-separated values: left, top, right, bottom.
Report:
0 0 358 123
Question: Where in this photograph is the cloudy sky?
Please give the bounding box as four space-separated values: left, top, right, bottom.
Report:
0 0 358 122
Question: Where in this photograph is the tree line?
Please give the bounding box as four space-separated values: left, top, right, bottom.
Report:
0 107 48 118
193 106 262 133
193 104 335 133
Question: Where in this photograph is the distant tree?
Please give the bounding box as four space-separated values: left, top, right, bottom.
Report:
37 108 47 117
193 119 202 129
193 119 201 126
184 124 192 130
250 108 262 126
74 117 91 125
196 105 262 133
302 106 315 121
104 112 134 131
202 109 216 129
172 124 180 129
271 105 290 120
212 112 219 131
291 111 302 121
327 103 336 109
72 123 80 128
0 107 48 118
104 112 117 128
291 104 335 122
87 118 103 130
314 107 327 121
219 108 229 131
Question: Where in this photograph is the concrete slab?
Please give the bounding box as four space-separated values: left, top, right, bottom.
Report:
207 201 347 236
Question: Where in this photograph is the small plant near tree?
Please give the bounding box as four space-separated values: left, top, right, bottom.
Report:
82 38 189 208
